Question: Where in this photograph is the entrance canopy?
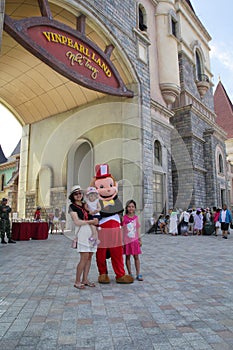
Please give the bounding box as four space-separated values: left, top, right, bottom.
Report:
0 0 133 126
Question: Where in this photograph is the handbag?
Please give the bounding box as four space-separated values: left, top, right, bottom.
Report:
71 239 77 249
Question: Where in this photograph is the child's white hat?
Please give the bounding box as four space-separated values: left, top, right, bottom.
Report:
86 187 98 196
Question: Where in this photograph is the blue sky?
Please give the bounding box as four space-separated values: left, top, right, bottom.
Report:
0 0 233 157
191 0 233 100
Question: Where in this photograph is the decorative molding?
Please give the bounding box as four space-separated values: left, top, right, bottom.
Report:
133 27 151 46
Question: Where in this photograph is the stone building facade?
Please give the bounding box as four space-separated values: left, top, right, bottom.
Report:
0 0 228 230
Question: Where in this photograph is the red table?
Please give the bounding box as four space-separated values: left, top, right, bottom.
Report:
12 222 49 240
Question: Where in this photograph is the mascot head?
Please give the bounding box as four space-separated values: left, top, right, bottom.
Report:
90 164 118 201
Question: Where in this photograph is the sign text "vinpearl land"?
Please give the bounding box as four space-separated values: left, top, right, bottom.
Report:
43 31 112 80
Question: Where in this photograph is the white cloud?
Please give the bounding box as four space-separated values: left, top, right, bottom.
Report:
210 43 233 73
210 42 233 101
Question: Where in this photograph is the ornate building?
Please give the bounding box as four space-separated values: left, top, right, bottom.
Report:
0 0 228 230
214 80 233 208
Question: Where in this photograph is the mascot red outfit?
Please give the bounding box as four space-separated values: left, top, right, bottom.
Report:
91 164 134 284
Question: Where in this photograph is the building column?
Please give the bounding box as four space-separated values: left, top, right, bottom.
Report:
18 125 30 218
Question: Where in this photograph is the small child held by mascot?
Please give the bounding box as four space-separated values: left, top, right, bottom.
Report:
84 186 101 248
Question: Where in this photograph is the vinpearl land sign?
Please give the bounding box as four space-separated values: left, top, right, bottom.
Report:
4 14 133 97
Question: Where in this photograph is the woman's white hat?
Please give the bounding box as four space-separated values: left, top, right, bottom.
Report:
70 185 82 195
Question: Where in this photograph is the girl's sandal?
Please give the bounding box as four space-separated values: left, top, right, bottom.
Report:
74 283 86 289
136 274 144 281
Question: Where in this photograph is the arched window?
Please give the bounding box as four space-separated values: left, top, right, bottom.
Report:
219 154 224 174
154 140 162 166
138 4 147 32
195 50 209 83
1 174 4 191
195 51 202 81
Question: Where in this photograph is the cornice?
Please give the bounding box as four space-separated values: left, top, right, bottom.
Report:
151 99 174 130
176 0 211 41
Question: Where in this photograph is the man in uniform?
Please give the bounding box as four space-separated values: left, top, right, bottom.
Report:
0 198 16 244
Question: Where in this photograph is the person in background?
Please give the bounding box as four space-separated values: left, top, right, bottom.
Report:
164 215 170 233
194 208 203 235
123 200 143 281
34 206 41 221
53 208 60 233
213 208 221 236
0 198 16 244
188 208 194 234
168 208 178 236
157 214 167 234
59 210 66 235
179 209 190 236
219 204 232 239
48 211 54 234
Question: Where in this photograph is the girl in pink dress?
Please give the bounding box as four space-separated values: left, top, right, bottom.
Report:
123 200 143 281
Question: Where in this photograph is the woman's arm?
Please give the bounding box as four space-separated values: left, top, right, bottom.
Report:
70 211 98 226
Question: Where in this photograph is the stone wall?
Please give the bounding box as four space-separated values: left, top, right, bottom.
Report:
25 188 67 220
171 52 228 209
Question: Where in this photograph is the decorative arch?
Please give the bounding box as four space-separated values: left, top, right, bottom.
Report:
67 139 93 195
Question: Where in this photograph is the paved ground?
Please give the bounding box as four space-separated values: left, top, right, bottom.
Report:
1 230 233 350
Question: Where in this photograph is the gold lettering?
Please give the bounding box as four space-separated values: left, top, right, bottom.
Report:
83 57 99 79
92 52 97 62
105 69 111 77
79 44 85 54
51 33 58 42
54 33 62 44
42 32 111 78
43 31 51 41
60 35 68 45
66 51 83 66
73 41 79 51
67 38 74 48
85 48 91 58
66 51 99 79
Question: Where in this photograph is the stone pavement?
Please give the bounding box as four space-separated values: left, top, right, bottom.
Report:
1 231 233 350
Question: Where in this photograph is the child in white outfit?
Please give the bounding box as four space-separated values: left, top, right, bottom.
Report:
84 187 101 247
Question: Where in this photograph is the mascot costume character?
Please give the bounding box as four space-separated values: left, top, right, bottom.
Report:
90 164 134 284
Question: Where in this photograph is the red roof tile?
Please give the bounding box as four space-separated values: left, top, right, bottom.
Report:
214 81 233 138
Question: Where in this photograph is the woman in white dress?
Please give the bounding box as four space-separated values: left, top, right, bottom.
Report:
69 185 98 289
169 208 178 235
